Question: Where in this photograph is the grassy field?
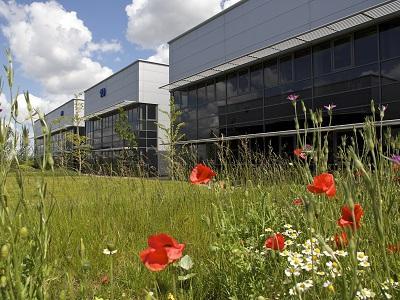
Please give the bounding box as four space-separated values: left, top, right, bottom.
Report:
3 163 400 299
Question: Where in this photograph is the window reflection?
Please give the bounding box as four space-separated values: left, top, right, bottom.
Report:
279 55 293 83
354 27 377 65
334 36 351 69
380 18 400 60
264 59 278 88
313 42 332 76
294 49 311 80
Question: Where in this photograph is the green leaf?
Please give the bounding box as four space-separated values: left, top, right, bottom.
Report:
179 254 194 270
178 273 196 281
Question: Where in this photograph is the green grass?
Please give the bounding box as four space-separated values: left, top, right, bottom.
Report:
4 166 400 299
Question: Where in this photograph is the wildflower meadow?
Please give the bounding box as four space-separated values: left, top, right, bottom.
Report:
1 53 400 300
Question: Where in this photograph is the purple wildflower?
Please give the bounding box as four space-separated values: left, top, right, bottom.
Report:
324 104 337 111
391 155 400 165
287 94 299 102
378 104 388 112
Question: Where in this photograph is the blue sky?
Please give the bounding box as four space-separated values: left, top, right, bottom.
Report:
0 0 238 117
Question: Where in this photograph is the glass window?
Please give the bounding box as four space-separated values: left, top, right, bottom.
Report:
188 88 197 108
140 105 146 119
147 105 157 120
197 85 206 106
279 55 293 83
227 72 237 98
381 57 400 85
294 48 311 80
238 69 250 95
313 42 332 76
334 36 351 69
173 91 181 106
250 64 263 91
216 76 226 100
264 59 278 88
181 91 188 108
380 18 400 60
206 82 215 101
354 27 378 65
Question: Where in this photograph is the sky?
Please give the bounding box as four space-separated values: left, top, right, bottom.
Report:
0 0 240 124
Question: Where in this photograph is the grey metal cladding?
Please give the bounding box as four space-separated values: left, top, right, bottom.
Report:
169 0 390 82
84 63 140 116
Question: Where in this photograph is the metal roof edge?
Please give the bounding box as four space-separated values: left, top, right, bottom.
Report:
84 60 169 93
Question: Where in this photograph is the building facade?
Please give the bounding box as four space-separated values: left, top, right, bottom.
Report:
34 98 85 159
84 60 169 174
164 0 400 162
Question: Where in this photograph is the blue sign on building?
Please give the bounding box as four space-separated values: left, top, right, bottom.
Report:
100 88 107 98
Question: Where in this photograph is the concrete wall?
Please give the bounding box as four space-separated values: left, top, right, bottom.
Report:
33 99 84 137
169 0 390 82
84 62 140 116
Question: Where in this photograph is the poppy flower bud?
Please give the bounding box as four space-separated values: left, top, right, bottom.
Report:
107 243 116 252
19 227 29 239
1 244 9 258
81 259 91 271
0 276 6 288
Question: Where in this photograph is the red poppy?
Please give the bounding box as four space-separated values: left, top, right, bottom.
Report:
294 148 306 159
139 233 185 272
265 233 285 251
189 164 216 185
100 275 110 285
292 198 304 206
337 203 364 230
387 243 400 253
307 173 336 198
334 231 348 249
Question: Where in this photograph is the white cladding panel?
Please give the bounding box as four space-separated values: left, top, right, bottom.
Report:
169 0 389 82
33 99 84 137
138 62 170 154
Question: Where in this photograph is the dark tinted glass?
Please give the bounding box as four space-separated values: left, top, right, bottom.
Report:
181 90 188 108
354 27 378 65
250 64 263 91
334 37 351 69
381 83 400 120
380 18 400 60
188 88 197 108
197 85 206 106
227 72 237 97
313 42 332 76
238 69 250 95
216 76 226 100
314 63 379 96
279 55 293 83
173 91 181 106
381 57 400 84
147 105 156 120
206 82 215 101
294 48 311 80
264 59 278 88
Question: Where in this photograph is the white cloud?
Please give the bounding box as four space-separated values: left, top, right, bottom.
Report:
147 43 169 64
126 0 242 64
125 0 221 49
222 0 241 9
0 1 120 102
0 92 55 125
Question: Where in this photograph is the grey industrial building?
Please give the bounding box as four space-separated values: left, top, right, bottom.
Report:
84 60 170 174
33 98 85 160
163 0 400 162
